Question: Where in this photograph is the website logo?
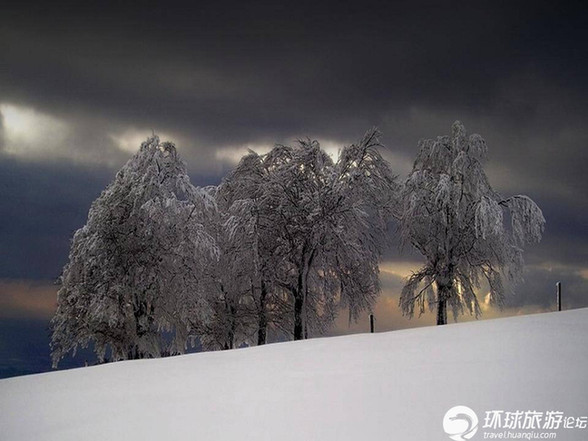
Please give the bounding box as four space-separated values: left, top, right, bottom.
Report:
443 405 479 440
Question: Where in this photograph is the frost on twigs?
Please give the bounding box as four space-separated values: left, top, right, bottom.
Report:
51 127 399 361
50 136 217 367
504 195 545 246
398 121 545 325
214 128 398 341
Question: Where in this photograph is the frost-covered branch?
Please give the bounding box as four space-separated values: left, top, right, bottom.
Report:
398 122 545 325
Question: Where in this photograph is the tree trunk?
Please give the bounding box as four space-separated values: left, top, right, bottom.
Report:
437 295 447 325
227 303 236 349
257 281 267 346
298 247 316 340
221 285 236 350
294 292 304 340
293 245 316 341
436 283 451 325
128 344 140 360
293 255 306 340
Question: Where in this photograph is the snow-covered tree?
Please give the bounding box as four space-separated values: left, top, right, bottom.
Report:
398 122 545 325
214 154 294 345
195 186 262 350
224 130 397 340
50 136 217 366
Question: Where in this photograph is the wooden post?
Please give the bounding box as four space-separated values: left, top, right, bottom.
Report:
369 314 375 333
556 282 561 312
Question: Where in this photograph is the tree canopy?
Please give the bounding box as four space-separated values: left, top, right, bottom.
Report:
51 137 217 366
398 121 545 325
217 129 397 340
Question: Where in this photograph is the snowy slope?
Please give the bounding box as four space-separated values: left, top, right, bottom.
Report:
1 309 587 441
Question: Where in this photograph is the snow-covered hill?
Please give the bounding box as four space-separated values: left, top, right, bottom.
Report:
1 309 587 441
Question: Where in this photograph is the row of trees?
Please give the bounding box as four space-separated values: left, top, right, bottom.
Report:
50 130 396 365
50 122 545 367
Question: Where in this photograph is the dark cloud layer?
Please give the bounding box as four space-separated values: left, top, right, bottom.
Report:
2 1 586 204
0 157 110 279
2 1 587 144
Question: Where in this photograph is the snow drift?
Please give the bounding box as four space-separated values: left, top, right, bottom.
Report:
2 309 587 440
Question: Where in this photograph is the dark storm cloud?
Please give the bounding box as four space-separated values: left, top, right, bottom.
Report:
524 195 588 267
2 0 587 213
0 156 111 279
1 0 586 146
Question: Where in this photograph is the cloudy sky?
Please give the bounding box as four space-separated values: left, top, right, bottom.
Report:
1 0 587 376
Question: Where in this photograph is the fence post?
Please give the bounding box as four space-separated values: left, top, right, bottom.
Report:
556 282 561 312
369 314 375 333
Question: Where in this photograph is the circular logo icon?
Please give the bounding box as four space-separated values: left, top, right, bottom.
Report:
443 405 479 441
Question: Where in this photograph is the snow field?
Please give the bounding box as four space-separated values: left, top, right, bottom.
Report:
1 308 587 440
